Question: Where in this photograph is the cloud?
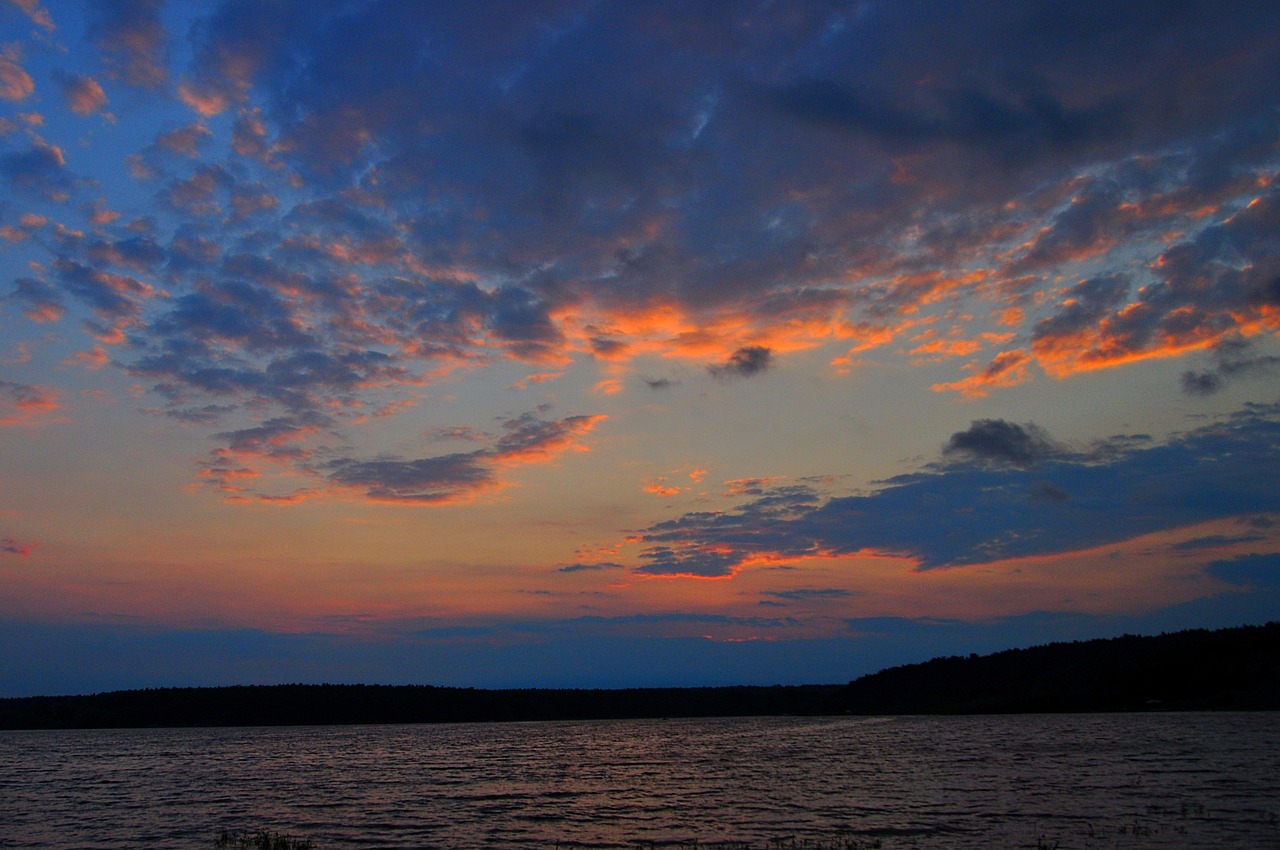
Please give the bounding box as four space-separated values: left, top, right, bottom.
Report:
1 536 36 556
52 257 152 323
2 0 1279 534
762 588 855 601
931 350 1032 397
1031 191 1280 377
10 277 65 322
58 73 108 115
163 164 231 215
325 451 494 505
321 411 603 504
155 123 211 156
87 0 168 88
0 379 59 425
631 405 1280 574
0 46 34 101
492 412 605 464
556 561 625 574
942 419 1065 468
0 141 72 200
196 408 603 504
1206 553 1280 588
425 426 490 443
229 182 278 220
1180 335 1280 396
8 1 54 31
708 346 772 380
1172 534 1266 552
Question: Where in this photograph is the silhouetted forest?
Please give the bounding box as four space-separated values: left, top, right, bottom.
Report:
2 623 1276 729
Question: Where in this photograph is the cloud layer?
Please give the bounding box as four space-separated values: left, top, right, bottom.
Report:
0 0 1278 693
630 408 1280 576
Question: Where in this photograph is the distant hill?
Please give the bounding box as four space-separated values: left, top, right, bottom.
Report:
839 621 1280 714
0 623 1275 729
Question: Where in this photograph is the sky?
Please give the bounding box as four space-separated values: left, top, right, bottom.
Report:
1 0 1278 697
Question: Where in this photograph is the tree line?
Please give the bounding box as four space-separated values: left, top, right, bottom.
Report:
1 622 1275 729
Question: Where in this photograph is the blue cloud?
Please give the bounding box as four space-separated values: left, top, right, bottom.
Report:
1206 553 1280 588
636 407 1280 573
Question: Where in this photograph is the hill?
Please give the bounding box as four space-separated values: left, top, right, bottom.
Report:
840 621 1280 714
0 623 1275 728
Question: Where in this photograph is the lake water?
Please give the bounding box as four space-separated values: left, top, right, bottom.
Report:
1 713 1277 850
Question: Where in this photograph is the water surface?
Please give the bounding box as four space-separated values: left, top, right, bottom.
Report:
2 713 1277 849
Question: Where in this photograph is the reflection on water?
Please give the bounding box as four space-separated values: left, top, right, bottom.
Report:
1 713 1277 849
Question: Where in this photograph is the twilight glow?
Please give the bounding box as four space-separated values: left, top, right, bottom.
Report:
1 0 1278 696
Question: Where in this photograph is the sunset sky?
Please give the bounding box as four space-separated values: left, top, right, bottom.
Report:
2 0 1278 697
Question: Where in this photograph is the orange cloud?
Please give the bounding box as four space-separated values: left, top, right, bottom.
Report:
61 74 108 115
931 349 1033 397
1 535 37 556
1031 305 1243 378
177 82 229 117
156 123 211 156
9 1 54 31
0 380 60 426
0 47 34 102
643 478 682 497
64 345 110 370
508 371 562 391
492 414 606 467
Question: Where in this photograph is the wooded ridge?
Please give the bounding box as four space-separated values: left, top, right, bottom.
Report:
2 622 1275 728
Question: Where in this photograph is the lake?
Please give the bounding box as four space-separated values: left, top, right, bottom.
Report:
1 713 1277 849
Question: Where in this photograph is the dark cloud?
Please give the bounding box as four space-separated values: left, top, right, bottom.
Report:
708 346 772 380
1172 534 1266 552
487 286 563 361
155 124 212 157
556 562 625 574
762 588 854 601
3 0 1278 531
1180 370 1223 396
1181 335 1280 396
632 407 1280 573
163 164 232 216
57 73 108 115
942 419 1065 468
85 236 166 273
770 78 1121 160
325 452 494 504
88 0 169 87
426 426 490 443
1 142 73 200
0 379 58 426
10 277 65 322
1034 190 1280 374
52 257 150 321
321 410 602 504
1028 481 1069 503
0 48 34 101
81 0 1274 334
493 412 604 461
634 546 743 579
195 408 602 503
1205 553 1280 587
0 536 35 556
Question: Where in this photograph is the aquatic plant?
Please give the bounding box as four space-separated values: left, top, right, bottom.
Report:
214 828 314 850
